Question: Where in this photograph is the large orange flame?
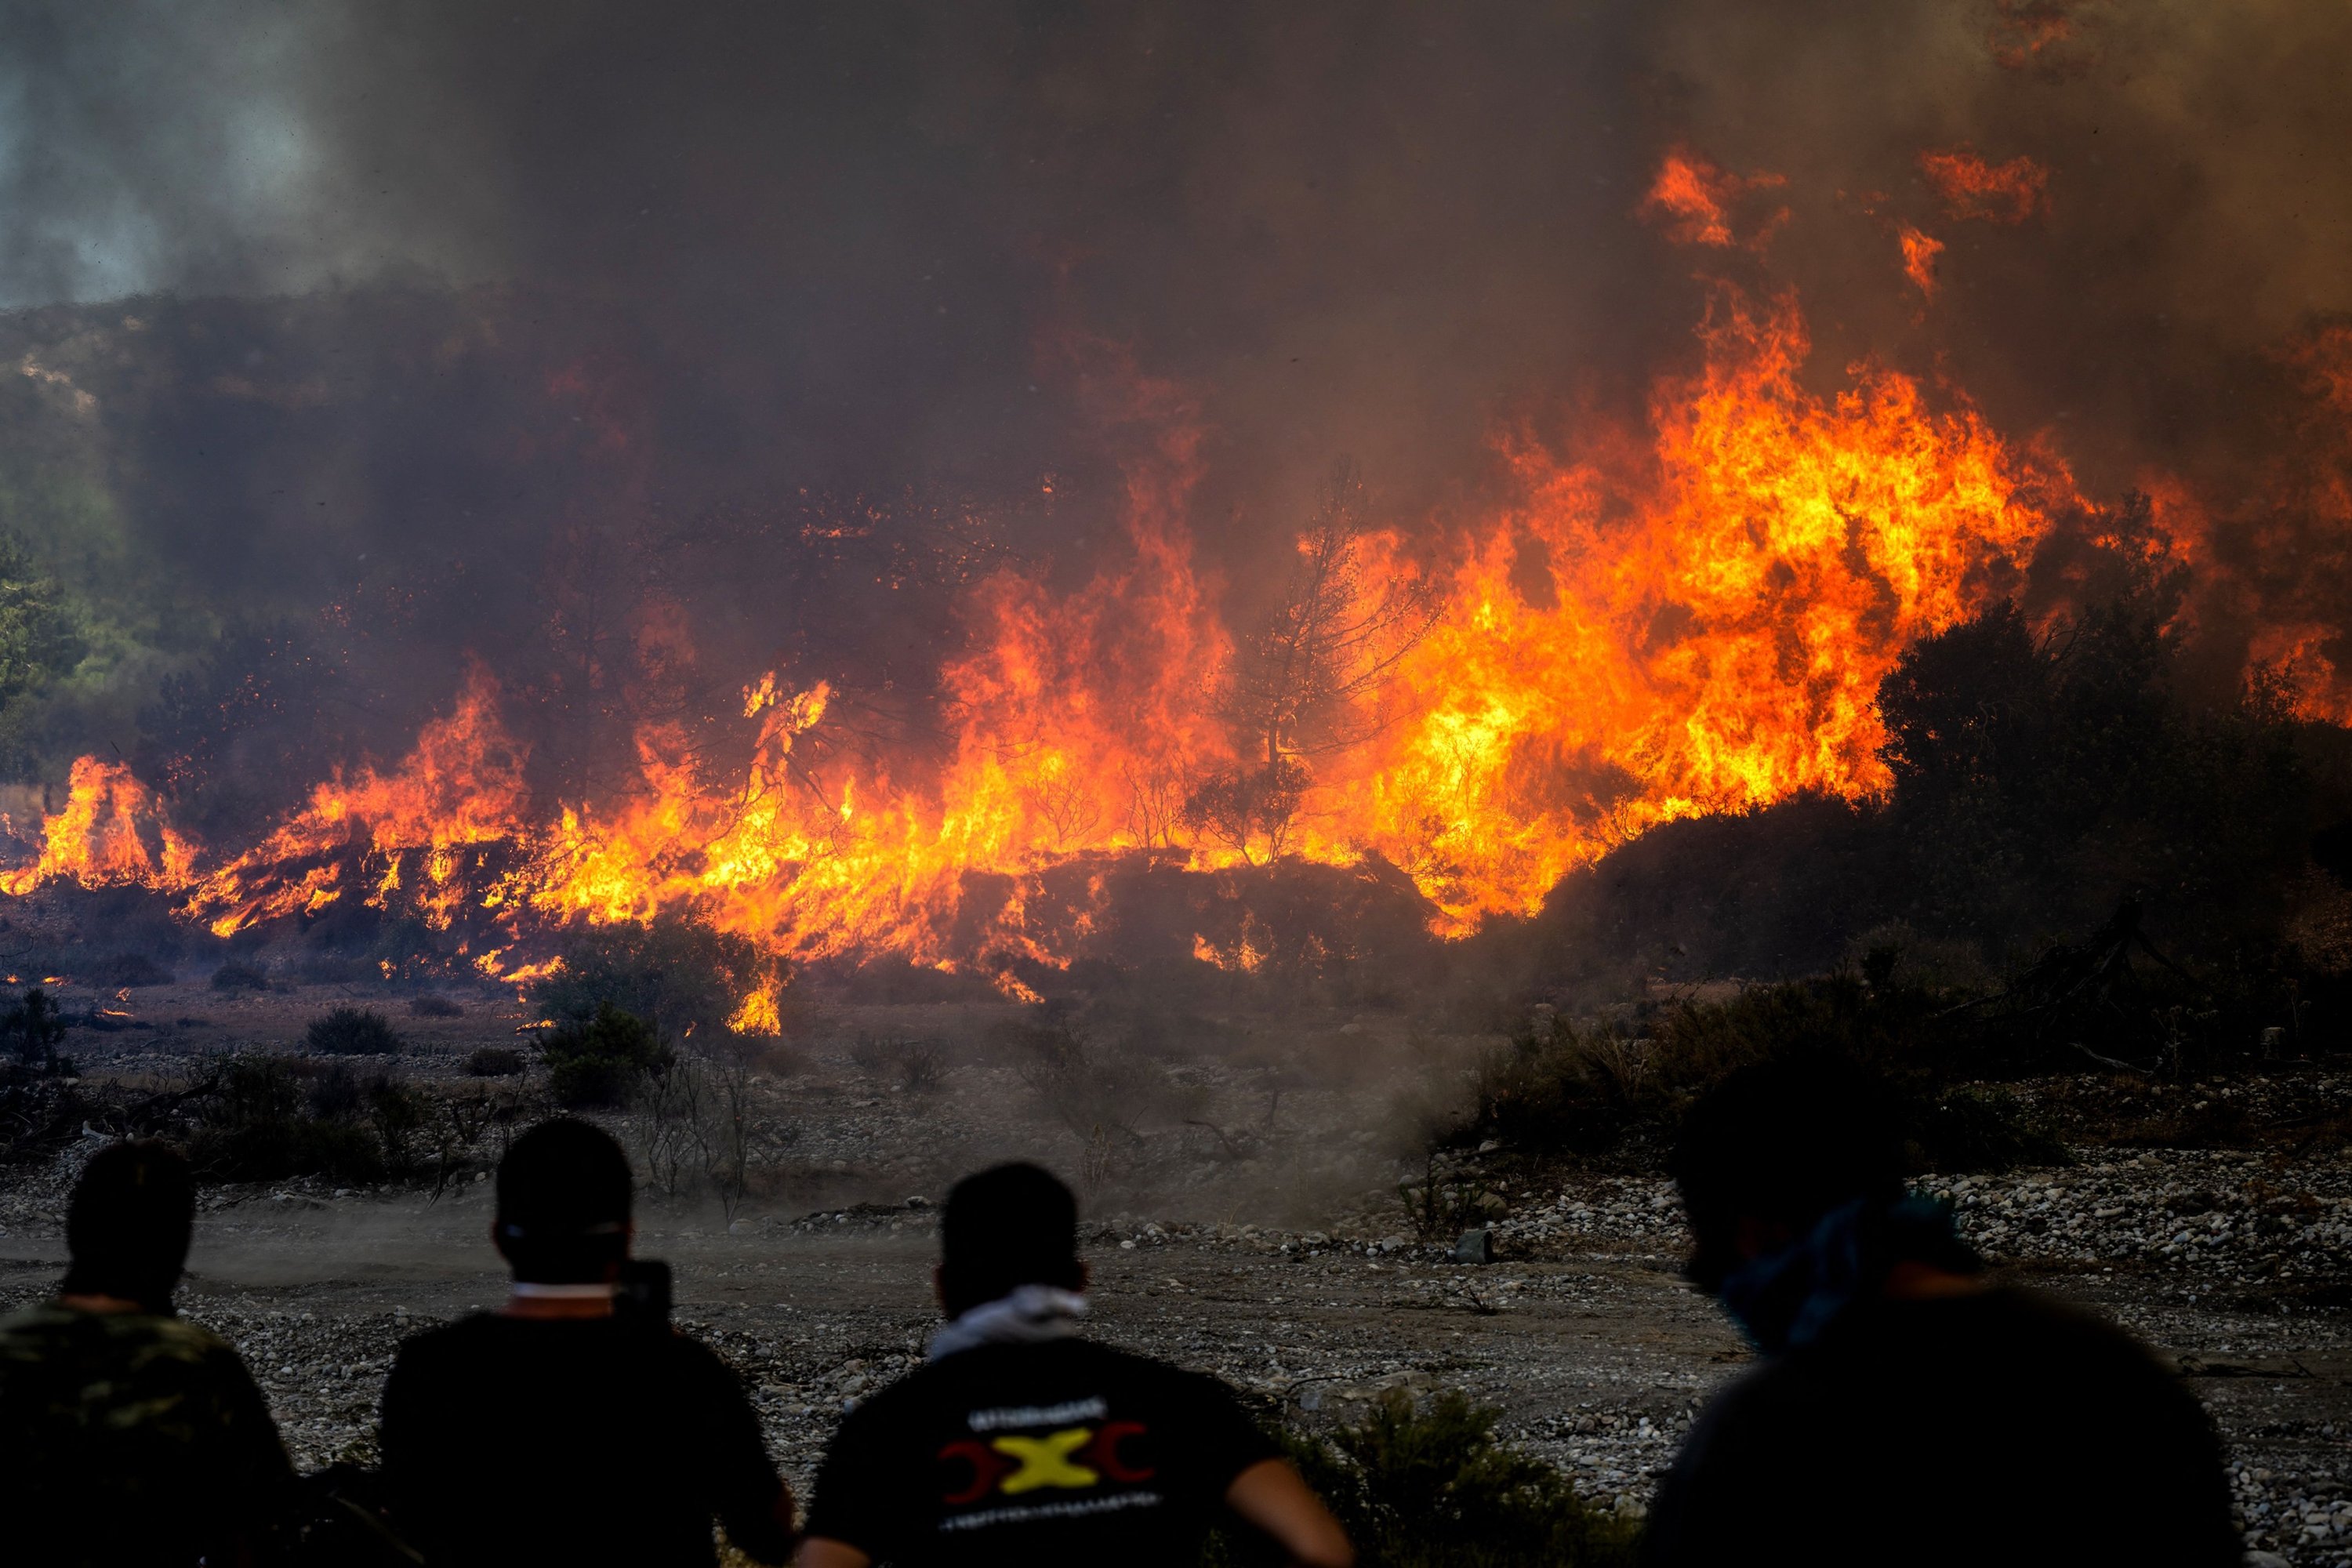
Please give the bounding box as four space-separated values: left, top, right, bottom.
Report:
182 670 531 939
1294 286 2063 930
5 147 2334 996
0 758 195 896
0 281 2071 984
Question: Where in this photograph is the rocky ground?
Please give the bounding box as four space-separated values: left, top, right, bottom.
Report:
4 984 2352 1563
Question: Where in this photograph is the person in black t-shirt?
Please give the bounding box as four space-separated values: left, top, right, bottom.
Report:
380 1119 794 1567
1642 1058 2239 1568
796 1163 1352 1568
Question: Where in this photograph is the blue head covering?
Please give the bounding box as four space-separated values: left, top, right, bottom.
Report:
1718 1193 1982 1354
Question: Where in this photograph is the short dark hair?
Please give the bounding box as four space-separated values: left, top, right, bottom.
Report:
1671 1056 1907 1291
64 1140 194 1308
939 1162 1080 1316
495 1119 633 1283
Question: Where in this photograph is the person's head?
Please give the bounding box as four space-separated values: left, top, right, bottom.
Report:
936 1162 1083 1317
63 1140 195 1310
1671 1055 1906 1293
494 1119 633 1284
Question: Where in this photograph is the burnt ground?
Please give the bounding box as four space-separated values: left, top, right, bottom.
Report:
4 978 2352 1562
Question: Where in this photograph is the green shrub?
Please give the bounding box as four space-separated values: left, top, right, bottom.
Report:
1463 967 1976 1164
0 1072 102 1166
1468 1026 1648 1160
1214 1391 1637 1567
190 1116 385 1186
365 1076 432 1178
1395 1152 1504 1243
1645 971 1949 1090
183 1057 390 1185
305 1061 368 1119
306 1007 404 1055
540 1002 670 1108
463 1045 524 1076
530 916 768 1040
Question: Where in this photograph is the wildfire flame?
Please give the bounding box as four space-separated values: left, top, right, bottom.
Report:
1988 1 2094 74
2146 323 2352 725
1640 148 1789 252
0 285 2065 977
1918 147 2050 225
1899 227 1944 299
1294 285 2063 930
0 758 196 896
0 147 2335 998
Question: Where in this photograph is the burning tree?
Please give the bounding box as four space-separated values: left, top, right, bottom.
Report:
1187 461 1439 861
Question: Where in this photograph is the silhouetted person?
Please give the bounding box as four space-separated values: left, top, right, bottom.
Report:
796 1162 1352 1568
0 1138 296 1566
379 1119 793 1566
1642 1058 2239 1567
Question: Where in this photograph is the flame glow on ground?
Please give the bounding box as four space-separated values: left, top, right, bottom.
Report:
1 150 2342 1009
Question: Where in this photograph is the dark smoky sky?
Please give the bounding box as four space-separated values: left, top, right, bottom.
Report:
0 0 2348 785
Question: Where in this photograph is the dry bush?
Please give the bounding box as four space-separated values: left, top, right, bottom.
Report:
181 1056 432 1185
898 1039 947 1093
1078 1123 1116 1196
211 961 270 992
306 1007 405 1056
848 1033 949 1093
846 1032 893 1075
1395 1149 1501 1243
753 1038 809 1076
633 1050 788 1222
995 1014 1203 1142
463 1046 524 1077
634 1054 713 1200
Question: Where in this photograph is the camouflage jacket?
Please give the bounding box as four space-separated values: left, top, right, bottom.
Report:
0 1301 297 1566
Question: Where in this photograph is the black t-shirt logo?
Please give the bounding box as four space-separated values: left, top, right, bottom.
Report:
936 1420 1156 1504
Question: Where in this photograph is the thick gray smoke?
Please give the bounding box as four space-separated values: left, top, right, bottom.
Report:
0 0 2346 811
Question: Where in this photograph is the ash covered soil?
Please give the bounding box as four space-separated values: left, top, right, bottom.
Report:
6 982 2352 1563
